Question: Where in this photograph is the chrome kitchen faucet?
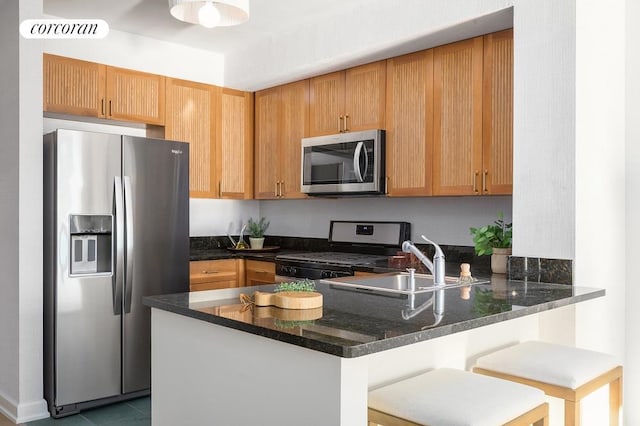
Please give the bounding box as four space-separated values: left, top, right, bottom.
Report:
402 235 446 289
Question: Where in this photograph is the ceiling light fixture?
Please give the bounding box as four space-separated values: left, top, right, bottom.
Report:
169 0 249 28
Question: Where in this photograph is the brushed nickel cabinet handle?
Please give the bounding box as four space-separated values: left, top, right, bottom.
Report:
473 171 479 194
338 115 344 133
202 270 218 274
101 99 105 116
275 181 279 197
344 114 349 132
108 100 112 117
483 170 488 193
279 181 284 197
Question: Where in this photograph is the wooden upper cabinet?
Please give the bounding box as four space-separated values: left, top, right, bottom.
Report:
254 87 281 199
255 80 309 199
279 80 309 198
309 61 385 136
385 50 434 196
43 53 106 117
165 78 218 198
344 61 386 132
219 88 254 199
106 66 165 125
483 29 513 195
433 36 484 196
44 53 165 125
309 71 344 136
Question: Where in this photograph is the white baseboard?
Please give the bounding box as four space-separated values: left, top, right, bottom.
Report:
0 390 49 424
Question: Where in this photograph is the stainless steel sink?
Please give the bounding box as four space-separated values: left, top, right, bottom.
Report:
321 272 487 295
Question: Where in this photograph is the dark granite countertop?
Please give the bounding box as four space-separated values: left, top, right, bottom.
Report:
144 279 604 358
190 248 306 262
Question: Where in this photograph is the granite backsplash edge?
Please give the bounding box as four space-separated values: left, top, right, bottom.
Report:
190 236 573 285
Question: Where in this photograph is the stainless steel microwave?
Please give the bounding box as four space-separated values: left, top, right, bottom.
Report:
301 129 385 195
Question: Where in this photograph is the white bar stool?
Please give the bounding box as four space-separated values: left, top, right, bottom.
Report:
368 368 549 426
473 341 622 426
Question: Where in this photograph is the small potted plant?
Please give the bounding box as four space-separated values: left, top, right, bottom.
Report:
246 217 270 249
469 212 512 274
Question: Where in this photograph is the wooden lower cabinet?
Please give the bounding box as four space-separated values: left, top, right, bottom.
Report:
245 260 276 286
189 259 245 291
354 271 379 277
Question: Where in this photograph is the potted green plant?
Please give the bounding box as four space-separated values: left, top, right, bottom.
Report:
246 217 270 249
469 212 512 274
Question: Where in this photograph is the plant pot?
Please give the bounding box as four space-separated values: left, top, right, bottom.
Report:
491 248 512 274
249 237 265 250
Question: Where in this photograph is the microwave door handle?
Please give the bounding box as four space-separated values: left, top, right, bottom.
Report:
353 141 365 183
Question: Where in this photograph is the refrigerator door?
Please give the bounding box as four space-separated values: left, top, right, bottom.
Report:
53 129 122 406
122 136 189 393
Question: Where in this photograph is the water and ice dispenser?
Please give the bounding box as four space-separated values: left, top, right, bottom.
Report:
69 215 112 275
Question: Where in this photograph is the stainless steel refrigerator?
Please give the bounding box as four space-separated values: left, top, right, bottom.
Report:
43 129 190 417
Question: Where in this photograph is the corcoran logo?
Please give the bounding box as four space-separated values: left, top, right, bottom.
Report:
20 19 109 39
171 149 183 155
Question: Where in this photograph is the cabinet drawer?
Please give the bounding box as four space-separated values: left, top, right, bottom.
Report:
190 259 239 291
354 271 379 277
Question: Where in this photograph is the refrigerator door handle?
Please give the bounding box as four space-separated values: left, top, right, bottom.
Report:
123 176 134 314
113 177 124 315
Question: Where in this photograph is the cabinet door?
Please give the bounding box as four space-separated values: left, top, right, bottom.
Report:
166 78 218 198
433 37 484 195
219 88 254 199
309 71 345 136
385 50 434 196
105 66 165 125
43 54 106 118
279 80 309 199
483 29 513 195
344 61 386 132
245 260 276 286
254 87 281 199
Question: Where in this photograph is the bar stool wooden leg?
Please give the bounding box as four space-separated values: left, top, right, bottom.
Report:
565 400 580 426
610 375 622 426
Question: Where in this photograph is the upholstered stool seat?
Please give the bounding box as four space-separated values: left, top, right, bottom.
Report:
473 341 622 426
368 368 548 426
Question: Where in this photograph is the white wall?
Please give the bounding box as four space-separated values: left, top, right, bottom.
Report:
511 0 576 260
626 0 640 422
261 196 512 244
0 0 49 422
224 0 515 91
574 0 626 355
0 1 21 419
190 199 259 237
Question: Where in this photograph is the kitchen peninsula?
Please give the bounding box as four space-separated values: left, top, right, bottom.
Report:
144 278 603 426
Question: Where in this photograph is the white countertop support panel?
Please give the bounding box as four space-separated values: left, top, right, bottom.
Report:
151 308 368 426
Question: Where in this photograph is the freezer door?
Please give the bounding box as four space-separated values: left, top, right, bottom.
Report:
122 136 189 393
53 129 122 406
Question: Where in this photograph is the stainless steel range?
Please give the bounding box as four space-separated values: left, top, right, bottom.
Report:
275 221 410 280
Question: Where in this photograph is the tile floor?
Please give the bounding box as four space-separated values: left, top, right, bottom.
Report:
0 397 150 426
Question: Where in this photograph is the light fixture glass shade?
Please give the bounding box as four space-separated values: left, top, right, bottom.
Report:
169 0 250 27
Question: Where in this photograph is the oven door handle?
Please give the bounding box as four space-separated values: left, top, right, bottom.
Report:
353 141 368 183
